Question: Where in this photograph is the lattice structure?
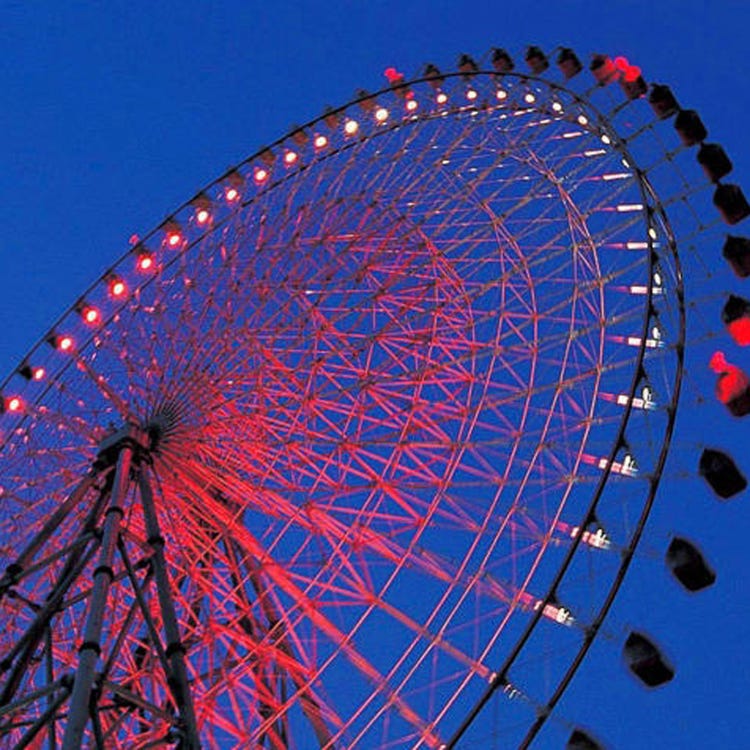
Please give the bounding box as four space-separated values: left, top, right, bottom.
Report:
3 46 732 748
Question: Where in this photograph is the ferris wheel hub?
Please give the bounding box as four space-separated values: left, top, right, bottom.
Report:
95 404 186 468
145 400 188 453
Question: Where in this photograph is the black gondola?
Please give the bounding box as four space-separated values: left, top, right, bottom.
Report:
567 728 604 750
699 448 747 499
623 632 675 687
666 537 716 591
674 109 707 146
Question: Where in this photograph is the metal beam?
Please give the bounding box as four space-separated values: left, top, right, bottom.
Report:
0 472 101 601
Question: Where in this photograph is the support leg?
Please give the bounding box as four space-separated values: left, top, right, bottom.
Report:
62 445 133 750
138 469 201 749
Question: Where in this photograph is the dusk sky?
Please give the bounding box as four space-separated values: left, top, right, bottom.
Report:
2 3 749 747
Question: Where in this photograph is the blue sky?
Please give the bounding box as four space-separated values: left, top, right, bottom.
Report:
2 2 749 747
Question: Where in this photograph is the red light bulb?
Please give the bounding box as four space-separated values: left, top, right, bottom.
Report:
109 278 127 297
83 306 100 325
137 253 154 271
5 396 23 413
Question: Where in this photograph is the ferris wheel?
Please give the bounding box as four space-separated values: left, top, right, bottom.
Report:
0 44 742 749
